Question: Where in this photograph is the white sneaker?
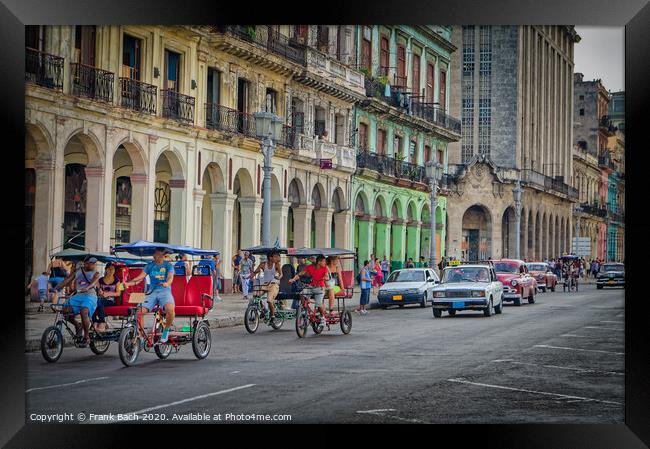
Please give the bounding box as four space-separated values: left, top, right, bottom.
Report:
361 309 369 315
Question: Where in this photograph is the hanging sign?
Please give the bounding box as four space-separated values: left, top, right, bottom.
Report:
320 159 333 169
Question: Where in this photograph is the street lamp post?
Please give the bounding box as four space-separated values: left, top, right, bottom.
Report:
512 180 523 259
425 160 443 273
253 111 283 247
573 204 582 255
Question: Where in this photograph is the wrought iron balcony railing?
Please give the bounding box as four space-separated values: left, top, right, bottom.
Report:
213 26 307 65
162 89 195 124
25 47 64 91
580 202 608 218
356 151 428 185
598 153 616 170
521 169 578 199
411 101 462 134
70 63 114 103
119 78 157 114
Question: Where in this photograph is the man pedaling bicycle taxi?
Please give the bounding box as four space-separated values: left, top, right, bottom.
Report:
288 255 330 330
250 251 283 325
63 257 101 347
123 248 175 343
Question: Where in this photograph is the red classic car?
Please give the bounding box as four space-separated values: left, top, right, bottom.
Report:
526 262 558 292
492 259 537 305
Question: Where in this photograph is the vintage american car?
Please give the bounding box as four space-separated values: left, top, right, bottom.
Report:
430 264 503 318
526 262 558 292
596 262 625 289
377 268 439 308
493 259 537 305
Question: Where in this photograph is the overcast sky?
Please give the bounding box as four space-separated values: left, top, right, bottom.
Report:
573 26 624 92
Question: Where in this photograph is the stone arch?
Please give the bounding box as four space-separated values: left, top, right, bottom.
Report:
406 200 418 222
64 130 104 168
390 196 405 220
354 189 370 216
233 167 255 197
311 182 328 209
502 206 516 259
462 203 493 261
202 162 226 194
113 139 148 175
287 177 305 206
155 148 185 181
332 186 346 212
25 122 54 163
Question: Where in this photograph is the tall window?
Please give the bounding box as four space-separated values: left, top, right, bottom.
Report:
359 122 368 150
207 68 221 106
74 26 96 66
361 26 372 71
424 145 432 163
394 135 402 157
437 149 444 166
317 25 329 53
25 25 46 52
164 49 181 91
380 36 389 76
122 34 142 79
426 62 435 102
264 88 277 113
439 70 447 110
396 44 406 87
154 181 171 243
377 129 386 155
114 176 132 245
409 140 417 164
412 53 421 96
461 27 475 163
478 26 492 156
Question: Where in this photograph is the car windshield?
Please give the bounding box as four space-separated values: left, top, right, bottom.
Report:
527 264 547 271
442 267 490 283
602 264 624 272
386 270 425 283
494 262 519 273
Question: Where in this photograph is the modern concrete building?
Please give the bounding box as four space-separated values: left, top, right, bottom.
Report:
446 25 580 262
24 25 365 289
351 26 461 270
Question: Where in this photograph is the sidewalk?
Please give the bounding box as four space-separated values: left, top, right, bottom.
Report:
25 290 382 352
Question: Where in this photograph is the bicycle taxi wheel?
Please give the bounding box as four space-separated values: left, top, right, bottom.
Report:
244 303 260 334
192 321 211 359
340 310 352 334
118 325 140 367
89 337 110 356
295 304 309 338
41 325 64 363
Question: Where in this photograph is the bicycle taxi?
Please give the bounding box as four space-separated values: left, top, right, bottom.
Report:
40 249 149 363
291 247 355 338
560 254 580 292
241 244 299 333
110 240 218 367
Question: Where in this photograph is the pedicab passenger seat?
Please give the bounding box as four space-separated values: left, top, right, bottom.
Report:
276 263 299 301
336 270 354 299
103 266 145 317
174 266 213 317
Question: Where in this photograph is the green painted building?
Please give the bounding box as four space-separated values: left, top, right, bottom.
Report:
351 26 461 271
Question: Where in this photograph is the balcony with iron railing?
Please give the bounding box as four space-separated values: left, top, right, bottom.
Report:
70 63 114 103
520 169 579 199
411 101 462 134
599 115 617 134
162 90 195 124
205 104 296 148
119 78 157 114
356 151 429 186
598 151 616 171
210 25 306 66
580 202 608 218
25 47 64 91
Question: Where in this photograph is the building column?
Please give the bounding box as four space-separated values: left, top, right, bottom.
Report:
292 205 314 248
238 196 263 248
32 160 55 274
210 192 236 292
333 211 351 249
492 213 503 260
355 215 372 270
192 188 205 248
374 219 390 259
271 200 290 247
168 179 186 245
406 222 421 262
130 173 152 241
521 211 528 260
530 212 537 260
83 166 105 252
391 219 406 270
543 214 549 260
313 207 334 247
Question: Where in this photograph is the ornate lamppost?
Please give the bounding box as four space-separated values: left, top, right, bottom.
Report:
425 159 444 272
512 179 523 259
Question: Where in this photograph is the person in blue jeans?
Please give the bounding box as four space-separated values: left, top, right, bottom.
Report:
355 260 373 315
124 248 175 343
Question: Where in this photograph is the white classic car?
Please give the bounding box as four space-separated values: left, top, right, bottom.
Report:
431 264 504 318
377 268 440 309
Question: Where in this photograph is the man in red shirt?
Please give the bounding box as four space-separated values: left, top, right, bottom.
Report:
289 255 330 330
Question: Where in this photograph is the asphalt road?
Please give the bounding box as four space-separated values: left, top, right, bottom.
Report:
25 284 624 424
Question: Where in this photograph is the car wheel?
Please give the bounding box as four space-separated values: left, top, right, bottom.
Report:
514 297 522 306
541 287 547 293
381 305 388 309
596 285 603 290
420 294 427 308
494 298 503 314
433 308 442 318
484 298 494 317
448 309 456 317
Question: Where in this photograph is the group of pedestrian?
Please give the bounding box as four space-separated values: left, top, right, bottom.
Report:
231 250 255 299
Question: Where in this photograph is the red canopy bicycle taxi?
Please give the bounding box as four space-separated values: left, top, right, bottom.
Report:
289 247 355 338
111 241 218 367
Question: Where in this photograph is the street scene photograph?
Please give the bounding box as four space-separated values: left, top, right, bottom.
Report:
24 24 625 425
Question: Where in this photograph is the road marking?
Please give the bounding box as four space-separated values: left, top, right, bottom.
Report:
583 326 623 331
230 371 240 374
356 409 426 423
600 320 623 324
26 377 109 393
490 359 624 376
560 334 590 338
533 344 624 355
446 378 622 405
126 384 255 415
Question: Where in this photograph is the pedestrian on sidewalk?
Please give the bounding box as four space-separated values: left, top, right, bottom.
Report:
214 254 223 301
380 256 390 285
355 260 372 315
406 258 415 268
239 251 254 300
28 272 51 312
232 250 242 294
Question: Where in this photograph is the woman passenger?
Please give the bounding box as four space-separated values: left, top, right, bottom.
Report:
92 262 123 332
325 256 345 316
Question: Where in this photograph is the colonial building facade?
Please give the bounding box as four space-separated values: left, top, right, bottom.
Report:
25 25 366 289
446 26 580 262
351 26 460 270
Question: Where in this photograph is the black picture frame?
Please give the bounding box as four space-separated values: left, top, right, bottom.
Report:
4 0 648 446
